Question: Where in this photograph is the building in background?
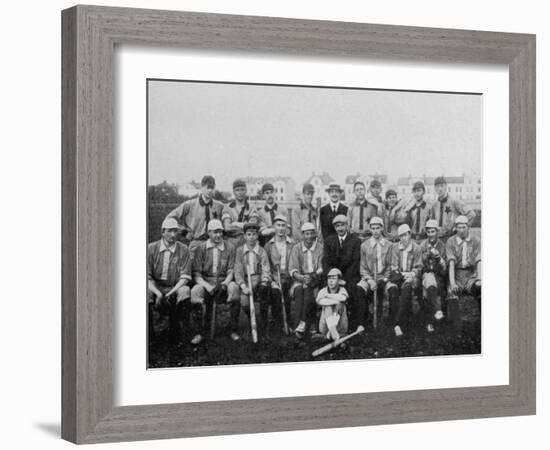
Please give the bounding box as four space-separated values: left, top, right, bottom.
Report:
344 173 388 202
178 180 201 198
396 173 481 208
243 176 297 205
302 172 336 204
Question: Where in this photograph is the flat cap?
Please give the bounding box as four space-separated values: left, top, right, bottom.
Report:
325 183 344 193
369 179 381 188
332 214 348 225
232 178 246 189
302 183 315 194
261 183 274 193
243 222 260 233
434 176 447 186
273 214 287 224
398 224 411 235
201 175 216 187
385 189 397 198
207 219 224 231
301 222 316 232
369 216 384 227
327 268 343 278
455 215 469 225
161 217 183 230
412 181 426 192
425 219 439 230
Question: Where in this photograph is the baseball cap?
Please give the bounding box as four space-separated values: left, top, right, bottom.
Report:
332 214 348 225
207 219 224 231
398 224 411 235
161 217 183 231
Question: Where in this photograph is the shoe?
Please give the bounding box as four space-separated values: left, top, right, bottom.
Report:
295 321 306 333
356 325 365 334
426 324 435 333
394 325 403 337
434 310 444 321
191 334 203 345
230 332 240 342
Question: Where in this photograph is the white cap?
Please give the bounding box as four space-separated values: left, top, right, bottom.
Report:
332 214 348 225
207 219 224 231
369 217 384 227
425 219 439 230
301 222 316 232
273 214 287 224
161 217 183 230
455 215 469 225
327 268 342 278
397 224 411 235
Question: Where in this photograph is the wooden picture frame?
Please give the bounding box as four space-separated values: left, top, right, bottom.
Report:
61 5 536 444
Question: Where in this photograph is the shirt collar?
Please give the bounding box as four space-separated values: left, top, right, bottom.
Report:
339 233 348 242
300 201 313 210
302 241 317 252
329 201 340 210
229 199 249 209
456 234 471 244
270 236 292 245
398 241 413 252
199 195 212 207
264 203 278 212
244 243 261 255
439 194 449 203
206 239 225 251
355 199 367 206
159 239 177 253
413 200 427 209
370 237 387 248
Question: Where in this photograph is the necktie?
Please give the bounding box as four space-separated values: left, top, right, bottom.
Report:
308 207 312 223
416 206 421 234
359 203 364 230
439 199 444 227
333 205 337 214
237 203 246 222
204 202 211 232
269 208 275 224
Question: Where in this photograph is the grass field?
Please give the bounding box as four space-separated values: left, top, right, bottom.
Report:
148 296 481 368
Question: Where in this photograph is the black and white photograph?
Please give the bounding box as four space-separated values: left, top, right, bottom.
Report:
147 79 482 368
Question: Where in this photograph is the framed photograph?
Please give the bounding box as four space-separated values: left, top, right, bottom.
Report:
62 5 535 444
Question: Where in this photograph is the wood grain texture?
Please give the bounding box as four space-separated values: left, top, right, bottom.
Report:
61 5 536 444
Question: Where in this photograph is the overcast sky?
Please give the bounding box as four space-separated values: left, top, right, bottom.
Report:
148 79 481 190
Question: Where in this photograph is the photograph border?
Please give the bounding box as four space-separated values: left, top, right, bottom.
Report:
62 5 535 443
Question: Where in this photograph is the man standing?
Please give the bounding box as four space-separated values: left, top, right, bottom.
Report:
366 179 387 225
346 181 372 242
264 214 294 334
147 218 192 341
222 178 257 248
384 189 403 242
403 181 431 242
419 219 447 333
445 216 482 333
292 183 319 241
319 183 348 241
430 176 476 241
289 222 324 338
165 175 224 254
190 219 241 344
257 183 286 246
355 217 392 331
387 224 423 337
322 215 361 323
234 222 272 338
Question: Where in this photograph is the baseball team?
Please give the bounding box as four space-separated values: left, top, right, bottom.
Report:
148 175 481 353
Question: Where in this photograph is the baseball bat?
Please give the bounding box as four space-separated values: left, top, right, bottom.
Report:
373 269 378 330
247 267 259 344
312 328 364 357
277 268 290 335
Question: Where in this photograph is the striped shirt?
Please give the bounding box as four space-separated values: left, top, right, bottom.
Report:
429 194 476 238
147 239 191 285
291 202 319 241
289 241 323 276
445 233 481 269
165 195 224 241
264 236 294 277
192 239 236 279
389 241 423 278
359 237 392 281
234 243 271 286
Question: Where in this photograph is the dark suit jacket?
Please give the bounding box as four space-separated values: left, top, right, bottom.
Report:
319 203 349 240
322 233 361 285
